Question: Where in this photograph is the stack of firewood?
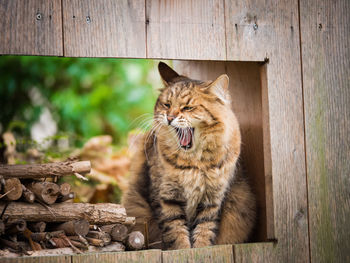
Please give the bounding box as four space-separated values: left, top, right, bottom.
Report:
0 161 144 257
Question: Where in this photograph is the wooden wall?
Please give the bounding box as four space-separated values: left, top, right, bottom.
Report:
0 0 349 262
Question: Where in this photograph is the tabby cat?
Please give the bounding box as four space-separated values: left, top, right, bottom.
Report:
122 62 256 250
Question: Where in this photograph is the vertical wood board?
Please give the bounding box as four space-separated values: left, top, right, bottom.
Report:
62 0 146 58
146 0 226 60
72 250 161 263
300 0 350 262
0 0 63 56
162 245 234 263
225 0 309 261
224 0 276 61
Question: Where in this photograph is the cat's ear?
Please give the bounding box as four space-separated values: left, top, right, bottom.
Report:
158 62 180 86
208 74 231 105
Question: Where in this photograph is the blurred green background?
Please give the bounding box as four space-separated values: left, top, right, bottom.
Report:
0 55 162 203
0 56 159 146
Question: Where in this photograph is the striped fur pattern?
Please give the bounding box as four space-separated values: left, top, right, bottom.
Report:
122 63 256 250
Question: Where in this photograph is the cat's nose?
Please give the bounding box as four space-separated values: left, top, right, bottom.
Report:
167 115 175 125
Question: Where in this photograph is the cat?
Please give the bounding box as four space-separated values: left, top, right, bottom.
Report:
122 62 256 250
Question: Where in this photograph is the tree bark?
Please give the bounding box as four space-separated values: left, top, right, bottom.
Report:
0 202 127 224
0 161 91 179
52 219 89 236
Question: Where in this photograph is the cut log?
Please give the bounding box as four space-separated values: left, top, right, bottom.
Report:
0 161 91 179
56 192 75 203
26 181 60 205
59 183 71 196
52 219 89 236
86 231 111 245
126 231 144 250
2 178 22 200
100 223 128 242
5 219 27 235
0 202 127 224
21 184 35 203
28 222 46 233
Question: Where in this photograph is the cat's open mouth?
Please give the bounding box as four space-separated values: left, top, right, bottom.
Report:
174 127 194 150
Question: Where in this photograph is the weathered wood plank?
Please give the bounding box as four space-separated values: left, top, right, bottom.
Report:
1 255 71 263
300 0 350 262
224 0 309 261
72 250 161 263
162 245 234 263
224 0 275 61
0 0 63 56
234 242 276 263
62 0 146 57
174 60 268 242
146 0 226 60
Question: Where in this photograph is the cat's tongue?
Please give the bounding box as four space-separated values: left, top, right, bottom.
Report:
180 131 192 147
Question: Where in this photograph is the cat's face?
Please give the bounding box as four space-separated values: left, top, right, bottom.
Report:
154 63 232 152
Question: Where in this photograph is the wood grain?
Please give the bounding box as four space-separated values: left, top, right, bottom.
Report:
300 0 350 262
162 245 234 263
1 255 71 263
62 0 146 57
0 0 63 56
224 0 275 61
72 250 162 263
234 242 276 263
146 0 226 60
0 202 127 224
174 61 268 242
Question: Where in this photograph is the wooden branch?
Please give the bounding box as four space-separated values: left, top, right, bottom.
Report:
26 182 60 205
0 202 127 224
21 184 35 203
126 231 144 250
100 223 128 242
0 161 91 179
85 237 104 247
31 232 52 242
28 222 46 233
52 219 89 236
86 231 111 245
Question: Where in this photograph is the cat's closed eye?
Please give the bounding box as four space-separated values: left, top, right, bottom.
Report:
163 103 171 109
182 106 194 111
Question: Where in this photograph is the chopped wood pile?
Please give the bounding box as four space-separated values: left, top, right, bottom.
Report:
0 161 144 257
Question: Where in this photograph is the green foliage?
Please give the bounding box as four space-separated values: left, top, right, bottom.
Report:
0 56 158 146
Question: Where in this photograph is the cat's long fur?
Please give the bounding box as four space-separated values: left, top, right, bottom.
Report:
122 62 256 250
